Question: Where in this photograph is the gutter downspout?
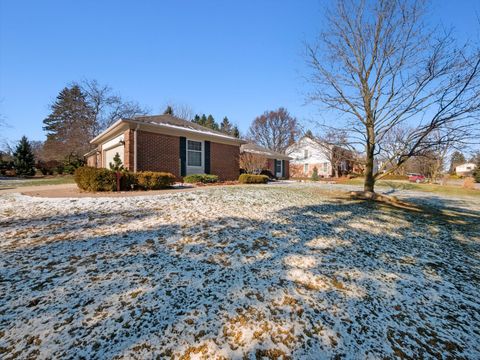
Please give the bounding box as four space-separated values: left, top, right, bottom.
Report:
134 124 139 172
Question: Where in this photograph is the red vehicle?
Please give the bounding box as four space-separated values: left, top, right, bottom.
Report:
408 173 426 183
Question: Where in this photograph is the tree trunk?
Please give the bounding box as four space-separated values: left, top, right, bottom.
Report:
364 124 376 193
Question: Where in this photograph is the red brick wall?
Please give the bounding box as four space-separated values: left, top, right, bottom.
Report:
210 142 240 181
284 160 290 179
136 131 181 179
266 159 275 174
86 154 96 167
124 129 135 171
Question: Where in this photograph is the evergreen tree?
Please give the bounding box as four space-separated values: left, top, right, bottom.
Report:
43 85 94 161
200 114 208 127
163 106 174 115
305 130 314 138
220 116 233 134
311 166 319 181
449 151 466 174
205 115 219 130
109 152 124 171
232 125 240 138
13 136 36 176
192 114 202 125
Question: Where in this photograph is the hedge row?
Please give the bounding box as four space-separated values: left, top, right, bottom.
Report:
238 174 269 184
74 167 175 192
183 174 219 184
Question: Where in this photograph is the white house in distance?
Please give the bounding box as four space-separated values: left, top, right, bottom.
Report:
286 136 355 178
455 162 477 177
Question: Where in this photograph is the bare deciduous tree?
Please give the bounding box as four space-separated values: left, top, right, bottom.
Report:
306 0 480 193
163 102 195 121
248 108 300 154
239 152 267 174
80 79 149 134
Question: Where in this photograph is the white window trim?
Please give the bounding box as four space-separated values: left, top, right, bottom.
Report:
276 160 283 177
186 139 204 174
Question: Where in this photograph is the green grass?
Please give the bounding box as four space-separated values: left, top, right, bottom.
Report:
345 177 480 197
0 175 75 189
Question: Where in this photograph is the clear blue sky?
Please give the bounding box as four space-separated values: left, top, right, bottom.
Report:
0 0 479 143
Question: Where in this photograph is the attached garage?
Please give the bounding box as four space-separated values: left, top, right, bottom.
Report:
103 145 124 169
101 134 125 169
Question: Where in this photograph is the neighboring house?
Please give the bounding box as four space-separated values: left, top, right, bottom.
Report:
286 136 355 178
85 114 246 181
455 162 477 177
240 143 291 178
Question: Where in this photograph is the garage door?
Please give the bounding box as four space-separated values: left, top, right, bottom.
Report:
104 145 124 169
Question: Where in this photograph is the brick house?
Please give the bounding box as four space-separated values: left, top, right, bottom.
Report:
85 114 246 181
240 143 291 179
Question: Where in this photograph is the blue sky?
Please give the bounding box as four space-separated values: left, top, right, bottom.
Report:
1 0 479 143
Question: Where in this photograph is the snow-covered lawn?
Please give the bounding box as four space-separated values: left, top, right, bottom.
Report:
1 184 479 359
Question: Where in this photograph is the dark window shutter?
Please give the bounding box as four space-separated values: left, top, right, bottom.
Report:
282 160 286 178
204 141 211 174
180 137 186 177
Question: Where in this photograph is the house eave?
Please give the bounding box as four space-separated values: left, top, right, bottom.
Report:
90 118 247 146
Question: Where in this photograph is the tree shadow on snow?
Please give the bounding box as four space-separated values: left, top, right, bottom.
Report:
1 197 480 359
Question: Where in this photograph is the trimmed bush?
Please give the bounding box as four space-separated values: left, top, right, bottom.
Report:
260 169 275 179
183 174 219 184
74 167 117 192
75 168 175 192
238 174 269 184
135 171 176 190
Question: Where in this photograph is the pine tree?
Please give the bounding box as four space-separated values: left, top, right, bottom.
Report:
311 166 319 181
13 136 36 176
43 85 94 161
192 114 201 124
220 116 233 134
232 125 240 138
200 114 208 127
109 152 124 171
164 106 174 115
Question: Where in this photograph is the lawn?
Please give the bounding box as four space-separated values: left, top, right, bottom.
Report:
0 175 75 189
344 177 480 197
1 185 479 359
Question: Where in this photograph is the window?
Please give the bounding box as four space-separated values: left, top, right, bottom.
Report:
323 162 328 172
187 140 202 167
304 150 308 159
304 164 309 174
276 160 282 174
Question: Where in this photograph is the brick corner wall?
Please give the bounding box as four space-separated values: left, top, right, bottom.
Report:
124 129 135 171
210 142 240 181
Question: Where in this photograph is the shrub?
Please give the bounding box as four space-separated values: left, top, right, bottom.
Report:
183 174 219 184
474 168 480 183
74 167 117 192
56 164 65 175
311 166 319 181
63 164 76 175
135 171 176 190
238 174 269 184
260 169 275 179
0 159 15 176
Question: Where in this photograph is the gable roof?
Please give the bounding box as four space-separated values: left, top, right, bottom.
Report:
90 114 246 145
240 143 291 160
